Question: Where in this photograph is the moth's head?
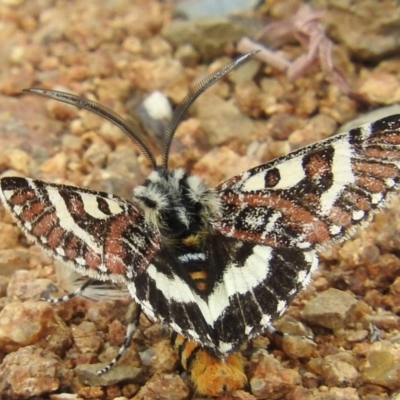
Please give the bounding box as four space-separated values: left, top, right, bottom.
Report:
133 168 220 237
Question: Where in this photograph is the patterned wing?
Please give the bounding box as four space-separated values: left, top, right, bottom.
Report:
0 177 160 283
214 115 400 251
126 233 317 354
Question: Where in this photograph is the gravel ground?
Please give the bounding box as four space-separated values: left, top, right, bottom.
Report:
0 1 400 399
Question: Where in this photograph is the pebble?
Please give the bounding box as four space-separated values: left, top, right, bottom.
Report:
289 114 337 149
150 339 179 373
320 355 361 387
0 300 72 354
6 269 58 300
74 363 143 387
193 147 257 186
192 93 257 146
265 113 306 141
132 373 190 400
0 345 73 398
162 18 250 61
71 321 103 355
49 394 80 400
302 288 358 330
358 71 400 104
248 350 301 398
363 341 400 389
0 222 19 250
322 0 400 61
282 335 318 359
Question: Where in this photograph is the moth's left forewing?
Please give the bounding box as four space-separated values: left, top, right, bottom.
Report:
0 177 160 283
213 114 400 251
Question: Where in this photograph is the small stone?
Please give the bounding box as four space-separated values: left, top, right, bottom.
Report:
50 394 79 400
0 300 72 354
76 385 104 399
162 18 249 61
363 341 400 389
7 270 57 301
85 298 128 328
0 222 20 250
71 321 103 354
105 384 123 399
274 315 313 337
289 114 337 149
248 350 301 398
302 371 319 389
132 373 190 400
82 136 111 168
40 152 68 177
145 37 173 59
128 58 184 94
282 335 318 359
265 113 305 141
106 319 127 347
0 345 73 398
143 323 170 342
234 81 264 118
7 148 32 175
150 339 179 373
345 329 369 342
122 383 141 398
193 94 257 146
174 44 200 68
0 64 35 95
325 2 400 61
358 71 400 104
0 249 31 277
193 147 257 186
320 355 360 387
319 387 360 400
367 312 400 331
302 288 358 330
75 363 142 387
98 121 129 145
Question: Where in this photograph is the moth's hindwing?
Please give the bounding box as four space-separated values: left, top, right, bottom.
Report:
0 177 160 282
214 115 400 251
129 235 318 354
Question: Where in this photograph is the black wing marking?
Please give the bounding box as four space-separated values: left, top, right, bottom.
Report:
0 177 160 282
214 115 400 251
129 233 317 354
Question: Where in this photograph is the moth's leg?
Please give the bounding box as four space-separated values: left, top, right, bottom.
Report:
97 305 141 375
42 278 95 303
266 324 284 337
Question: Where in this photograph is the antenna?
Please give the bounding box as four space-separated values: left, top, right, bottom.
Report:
25 52 258 171
24 88 158 169
162 51 258 168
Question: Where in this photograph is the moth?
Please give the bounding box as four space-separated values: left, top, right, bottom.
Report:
1 51 400 395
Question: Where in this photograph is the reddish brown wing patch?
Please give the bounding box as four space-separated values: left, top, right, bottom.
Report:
0 177 160 282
